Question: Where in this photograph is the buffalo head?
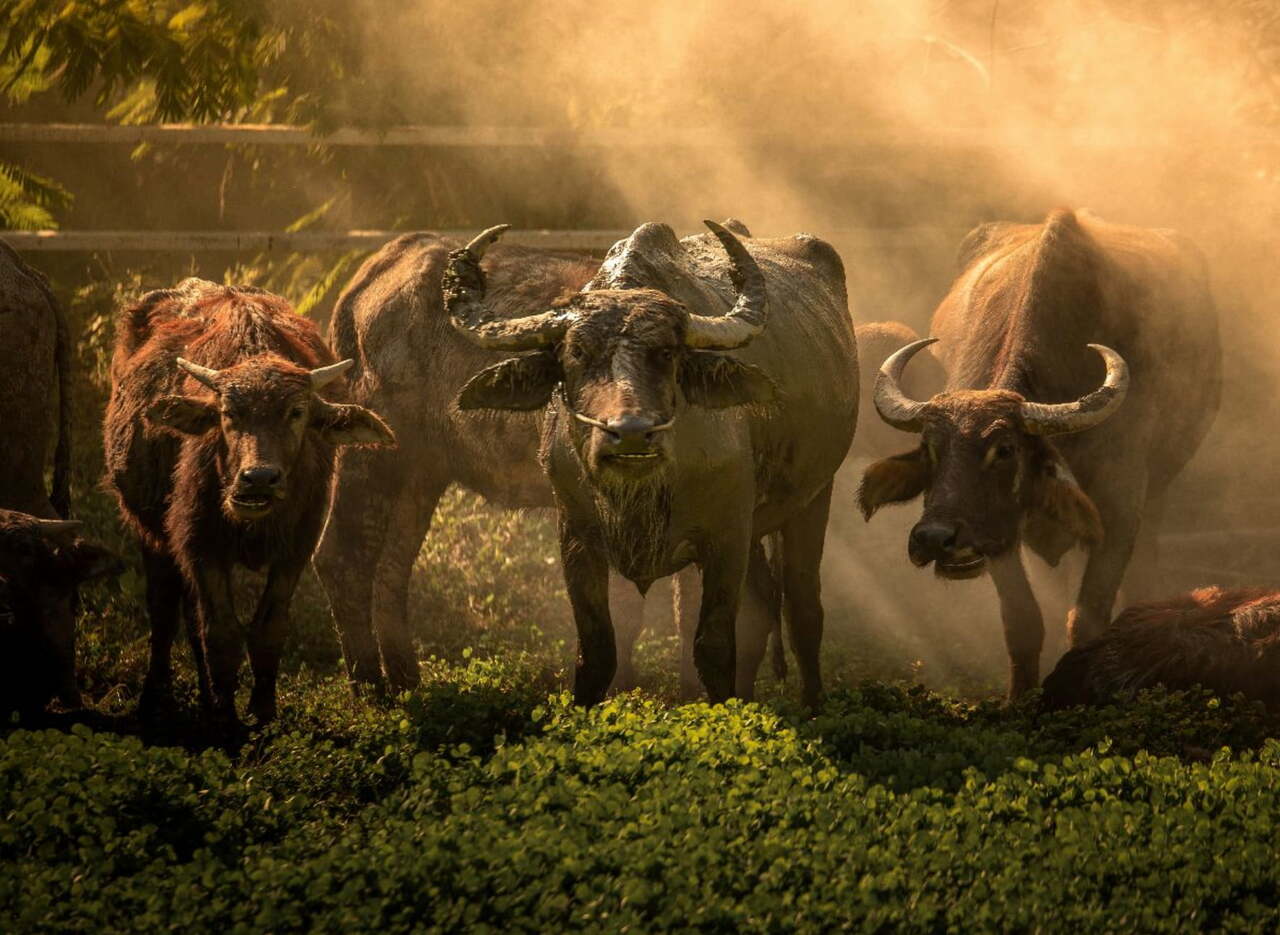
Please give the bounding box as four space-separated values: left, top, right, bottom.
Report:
446 221 776 479
858 339 1128 579
146 354 395 521
0 511 122 714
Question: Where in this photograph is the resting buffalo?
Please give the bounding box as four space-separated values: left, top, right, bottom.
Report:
447 220 858 706
104 280 394 728
859 209 1220 697
1042 586 1280 709
0 242 70 518
0 509 119 719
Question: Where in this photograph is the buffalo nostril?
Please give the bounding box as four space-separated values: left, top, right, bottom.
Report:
606 414 654 443
240 466 282 487
909 522 959 562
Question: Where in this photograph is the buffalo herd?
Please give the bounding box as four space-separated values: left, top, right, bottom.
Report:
2 206 1269 733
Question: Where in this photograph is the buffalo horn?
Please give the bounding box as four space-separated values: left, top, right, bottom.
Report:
685 220 769 350
176 357 220 390
309 359 354 389
872 338 938 432
1020 344 1129 436
445 225 571 350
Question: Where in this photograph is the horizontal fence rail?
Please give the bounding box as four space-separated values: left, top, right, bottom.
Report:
2 228 963 252
0 122 1265 149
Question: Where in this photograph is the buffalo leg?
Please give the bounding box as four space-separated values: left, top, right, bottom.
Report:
191 564 241 726
1124 491 1167 603
672 566 701 700
560 519 616 706
370 477 447 692
247 561 306 724
1068 484 1145 647
695 535 750 704
989 550 1044 698
139 545 185 719
608 574 646 693
181 594 211 711
779 483 832 710
736 541 779 700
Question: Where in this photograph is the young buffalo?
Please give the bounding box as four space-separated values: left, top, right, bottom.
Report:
0 509 120 720
104 281 394 730
1042 586 1280 709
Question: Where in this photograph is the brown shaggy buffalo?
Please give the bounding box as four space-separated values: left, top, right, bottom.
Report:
104 280 394 729
1042 586 1280 709
0 242 71 518
859 209 1220 698
0 508 120 719
314 229 782 699
447 220 858 707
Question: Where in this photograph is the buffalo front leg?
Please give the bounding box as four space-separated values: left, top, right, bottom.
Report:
736 539 781 700
247 560 306 725
1068 489 1145 647
672 566 702 700
988 550 1044 699
779 484 833 710
608 573 646 693
191 563 242 728
559 519 616 707
695 537 750 705
370 476 447 692
139 544 186 721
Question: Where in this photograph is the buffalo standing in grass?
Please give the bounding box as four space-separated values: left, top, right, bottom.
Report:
313 230 776 697
1042 586 1280 709
859 209 1220 697
0 242 71 519
0 508 120 719
104 281 394 729
447 220 858 706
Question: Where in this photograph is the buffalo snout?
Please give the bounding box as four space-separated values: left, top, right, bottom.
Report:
908 520 987 579
239 465 283 489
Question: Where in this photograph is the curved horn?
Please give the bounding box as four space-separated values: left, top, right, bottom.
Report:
310 358 354 389
873 338 938 432
685 219 769 350
1020 344 1129 436
445 225 571 350
34 518 82 545
176 357 220 390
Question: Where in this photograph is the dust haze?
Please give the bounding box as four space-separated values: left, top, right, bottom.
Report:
341 1 1280 688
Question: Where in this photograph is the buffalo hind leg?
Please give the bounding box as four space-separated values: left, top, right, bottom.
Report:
1068 482 1145 647
370 477 447 692
247 560 306 725
989 550 1044 699
139 545 185 721
1123 491 1167 604
779 484 832 710
560 519 616 707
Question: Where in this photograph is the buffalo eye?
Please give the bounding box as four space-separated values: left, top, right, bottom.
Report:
653 347 676 364
993 442 1015 462
290 405 306 421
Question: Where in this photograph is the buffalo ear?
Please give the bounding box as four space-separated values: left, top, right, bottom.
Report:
146 395 218 435
310 400 396 447
858 448 929 520
455 353 561 411
679 352 777 409
1034 458 1104 547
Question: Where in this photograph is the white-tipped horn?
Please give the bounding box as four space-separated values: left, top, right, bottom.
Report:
310 358 355 389
176 357 220 390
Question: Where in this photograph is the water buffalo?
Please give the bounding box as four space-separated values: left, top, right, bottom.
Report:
447 220 858 706
312 231 772 696
0 242 70 518
1042 586 1280 709
859 209 1220 697
104 280 394 729
0 508 120 720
